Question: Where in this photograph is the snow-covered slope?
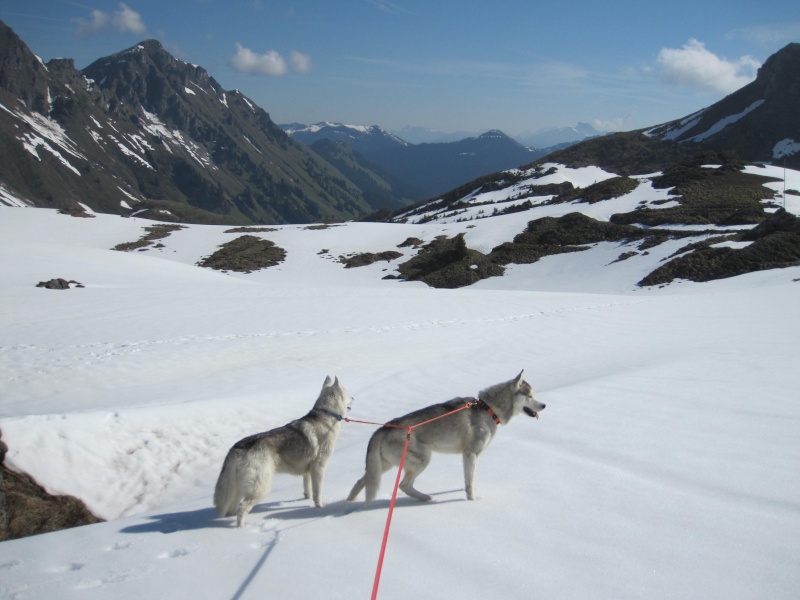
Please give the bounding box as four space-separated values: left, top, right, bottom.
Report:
0 194 799 599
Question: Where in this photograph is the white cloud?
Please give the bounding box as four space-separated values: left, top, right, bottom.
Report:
73 2 146 37
291 51 313 74
230 45 313 76
657 39 760 94
230 44 288 76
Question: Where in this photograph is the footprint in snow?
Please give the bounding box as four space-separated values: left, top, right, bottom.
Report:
47 562 86 573
0 559 21 571
158 548 190 559
106 541 132 551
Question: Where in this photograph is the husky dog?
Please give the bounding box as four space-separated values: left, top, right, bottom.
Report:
214 376 354 527
347 371 544 504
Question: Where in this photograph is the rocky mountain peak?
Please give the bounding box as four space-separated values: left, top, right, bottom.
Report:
0 19 51 114
755 42 800 96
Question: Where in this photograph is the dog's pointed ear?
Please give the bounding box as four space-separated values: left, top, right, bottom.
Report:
333 376 340 388
514 370 524 386
323 375 333 387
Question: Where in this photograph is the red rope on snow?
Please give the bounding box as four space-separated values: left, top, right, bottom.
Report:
370 426 411 600
345 401 475 600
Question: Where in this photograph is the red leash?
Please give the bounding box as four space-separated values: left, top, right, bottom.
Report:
345 401 475 600
370 427 411 600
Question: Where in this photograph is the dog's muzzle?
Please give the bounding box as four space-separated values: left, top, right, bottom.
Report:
523 404 545 419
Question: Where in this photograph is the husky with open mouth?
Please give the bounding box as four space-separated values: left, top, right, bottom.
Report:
347 371 544 504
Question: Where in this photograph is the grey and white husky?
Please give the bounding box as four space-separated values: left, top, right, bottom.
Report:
347 371 544 504
214 376 354 527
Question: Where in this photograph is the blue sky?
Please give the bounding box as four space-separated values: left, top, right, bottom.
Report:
2 1 799 136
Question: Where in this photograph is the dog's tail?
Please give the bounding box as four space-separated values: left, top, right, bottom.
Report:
347 431 385 502
213 449 242 517
363 432 387 503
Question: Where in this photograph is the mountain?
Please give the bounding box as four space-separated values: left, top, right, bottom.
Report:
390 125 480 144
387 44 799 289
368 129 539 200
282 123 539 202
305 138 418 213
645 43 800 168
281 122 409 155
0 22 383 224
518 43 800 177
515 122 608 149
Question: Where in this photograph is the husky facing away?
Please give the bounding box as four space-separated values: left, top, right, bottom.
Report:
214 376 354 527
347 371 544 504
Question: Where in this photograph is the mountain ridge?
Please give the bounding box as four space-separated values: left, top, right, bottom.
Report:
0 22 400 224
281 121 540 201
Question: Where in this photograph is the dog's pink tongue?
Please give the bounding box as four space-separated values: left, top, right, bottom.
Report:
523 407 539 419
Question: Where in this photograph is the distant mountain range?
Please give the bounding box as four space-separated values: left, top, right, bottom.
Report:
514 122 608 149
280 122 541 201
382 122 608 148
1 15 797 227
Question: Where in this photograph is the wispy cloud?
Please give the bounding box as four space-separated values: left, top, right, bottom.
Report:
347 55 589 87
727 22 800 47
230 45 312 76
364 0 407 14
291 51 313 74
656 39 760 94
72 2 146 37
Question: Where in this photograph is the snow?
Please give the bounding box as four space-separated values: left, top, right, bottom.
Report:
400 165 679 229
1 203 799 600
241 95 256 112
744 164 800 214
0 103 86 176
773 138 800 159
0 183 33 208
645 108 705 140
137 111 216 167
111 135 155 170
687 100 765 143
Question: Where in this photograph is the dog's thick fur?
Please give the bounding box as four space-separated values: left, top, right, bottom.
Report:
347 371 544 504
214 376 353 527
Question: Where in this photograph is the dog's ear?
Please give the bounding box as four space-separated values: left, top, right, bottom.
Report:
333 376 340 389
323 375 333 387
514 370 524 386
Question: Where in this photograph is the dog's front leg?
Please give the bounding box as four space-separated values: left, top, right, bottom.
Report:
302 472 312 500
463 452 478 500
309 463 326 507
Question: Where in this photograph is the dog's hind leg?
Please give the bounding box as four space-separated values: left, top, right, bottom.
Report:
213 452 242 518
351 433 394 504
236 461 274 527
364 454 394 504
399 445 432 502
